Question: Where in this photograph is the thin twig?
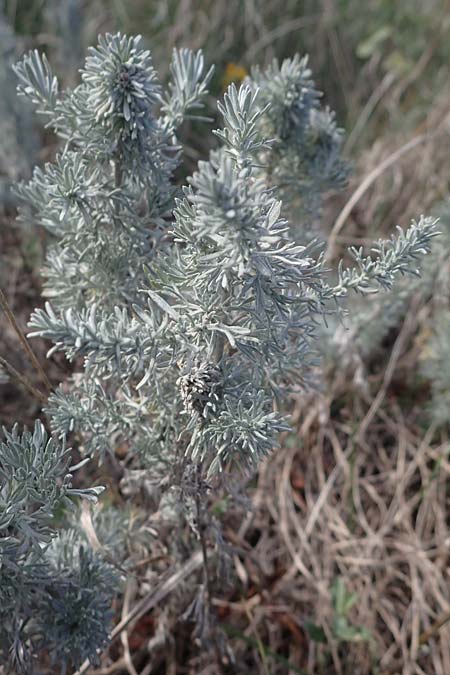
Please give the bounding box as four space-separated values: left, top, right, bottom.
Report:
86 657 128 675
326 133 429 260
195 463 224 674
344 72 396 154
243 602 270 675
243 15 318 62
356 297 420 441
120 580 139 675
419 610 450 647
0 355 46 404
0 287 52 393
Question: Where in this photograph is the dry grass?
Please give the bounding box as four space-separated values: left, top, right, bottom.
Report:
237 386 450 674
196 298 450 675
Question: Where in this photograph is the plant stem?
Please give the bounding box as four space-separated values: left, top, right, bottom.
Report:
0 355 46 404
0 287 52 393
195 463 224 674
114 158 123 189
195 464 213 600
419 610 450 646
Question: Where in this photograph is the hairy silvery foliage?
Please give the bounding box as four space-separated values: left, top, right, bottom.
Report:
18 30 438 510
248 55 350 240
6 32 439 668
15 34 212 310
323 208 446 392
0 421 113 673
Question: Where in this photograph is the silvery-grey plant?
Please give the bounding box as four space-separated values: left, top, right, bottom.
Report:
0 421 111 674
323 202 447 398
1 32 439 672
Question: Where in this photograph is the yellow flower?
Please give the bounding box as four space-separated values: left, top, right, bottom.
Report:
221 62 248 90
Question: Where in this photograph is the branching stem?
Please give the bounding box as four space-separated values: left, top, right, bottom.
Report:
0 287 52 393
195 463 224 674
0 355 46 404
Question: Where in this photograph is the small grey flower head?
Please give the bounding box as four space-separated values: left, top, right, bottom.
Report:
83 33 161 140
178 361 223 419
306 106 345 162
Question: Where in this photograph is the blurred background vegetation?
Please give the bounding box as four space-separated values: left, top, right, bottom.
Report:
1 1 450 674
